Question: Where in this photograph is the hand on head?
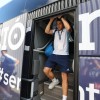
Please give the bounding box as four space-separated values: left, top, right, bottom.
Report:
50 15 63 21
57 15 63 19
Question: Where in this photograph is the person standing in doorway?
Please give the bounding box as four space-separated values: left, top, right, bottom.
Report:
43 16 72 100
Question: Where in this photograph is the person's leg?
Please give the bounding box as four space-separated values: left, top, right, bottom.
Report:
43 67 59 89
43 54 60 89
61 72 68 100
43 67 54 80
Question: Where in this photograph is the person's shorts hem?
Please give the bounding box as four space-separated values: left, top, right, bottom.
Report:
60 70 73 73
44 65 53 69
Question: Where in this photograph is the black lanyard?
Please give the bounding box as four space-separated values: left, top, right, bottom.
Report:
58 30 63 40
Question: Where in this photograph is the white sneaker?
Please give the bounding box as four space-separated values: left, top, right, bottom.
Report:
48 79 59 89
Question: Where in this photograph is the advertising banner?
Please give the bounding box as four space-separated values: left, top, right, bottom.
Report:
0 13 27 100
79 0 100 56
79 57 100 100
78 0 100 100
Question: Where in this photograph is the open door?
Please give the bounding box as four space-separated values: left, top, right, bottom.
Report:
32 11 75 100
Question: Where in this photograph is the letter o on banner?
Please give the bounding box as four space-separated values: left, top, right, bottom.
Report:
8 23 25 50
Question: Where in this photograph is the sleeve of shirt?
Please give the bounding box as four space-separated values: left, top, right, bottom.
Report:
5 54 16 61
65 28 74 42
52 29 56 35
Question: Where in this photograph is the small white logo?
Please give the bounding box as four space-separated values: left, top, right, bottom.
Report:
67 68 69 71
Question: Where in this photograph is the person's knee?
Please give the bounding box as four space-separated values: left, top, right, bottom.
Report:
61 72 68 82
43 67 51 75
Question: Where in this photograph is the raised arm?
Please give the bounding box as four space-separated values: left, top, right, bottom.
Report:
60 16 72 32
45 17 55 35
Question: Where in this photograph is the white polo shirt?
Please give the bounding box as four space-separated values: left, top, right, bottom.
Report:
53 28 70 55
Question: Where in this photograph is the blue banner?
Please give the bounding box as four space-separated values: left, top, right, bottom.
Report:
79 57 100 100
79 0 100 56
0 13 27 100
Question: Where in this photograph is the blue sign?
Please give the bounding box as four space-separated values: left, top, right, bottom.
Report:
0 13 27 100
79 57 100 100
79 0 100 56
0 0 58 23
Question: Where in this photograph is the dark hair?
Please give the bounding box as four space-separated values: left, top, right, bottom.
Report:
56 18 62 22
56 18 64 29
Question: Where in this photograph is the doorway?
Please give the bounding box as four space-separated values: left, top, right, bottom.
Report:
33 11 75 100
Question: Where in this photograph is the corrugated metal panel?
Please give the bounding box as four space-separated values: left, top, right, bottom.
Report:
28 0 89 20
79 0 100 56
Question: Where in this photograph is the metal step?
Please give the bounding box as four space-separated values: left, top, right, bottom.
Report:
41 82 73 100
41 94 60 100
